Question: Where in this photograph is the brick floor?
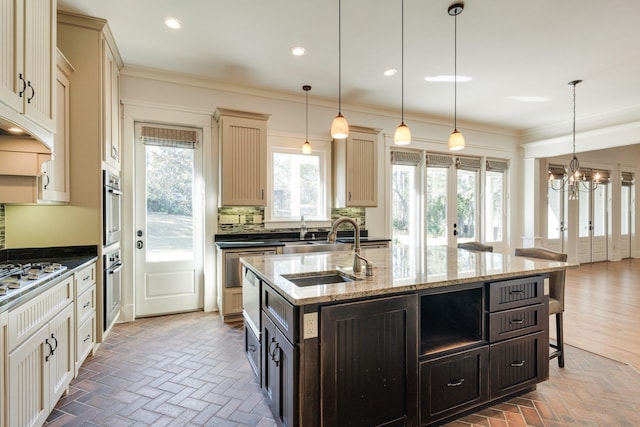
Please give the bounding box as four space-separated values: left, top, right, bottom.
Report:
45 311 640 426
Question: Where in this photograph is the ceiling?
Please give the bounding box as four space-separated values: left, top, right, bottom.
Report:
57 0 640 137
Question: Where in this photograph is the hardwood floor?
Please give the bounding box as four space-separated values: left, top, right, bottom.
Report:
44 259 640 426
558 258 640 370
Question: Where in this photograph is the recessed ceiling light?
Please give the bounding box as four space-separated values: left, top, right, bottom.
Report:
164 17 182 29
7 126 24 133
507 96 550 102
424 75 472 82
384 68 398 77
291 47 306 56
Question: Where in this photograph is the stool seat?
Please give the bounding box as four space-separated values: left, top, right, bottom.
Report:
457 241 493 252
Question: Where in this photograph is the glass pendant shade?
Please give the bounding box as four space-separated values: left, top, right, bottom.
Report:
302 140 312 154
448 129 465 151
394 122 411 145
331 113 349 139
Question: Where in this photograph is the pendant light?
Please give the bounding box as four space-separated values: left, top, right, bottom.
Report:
394 0 411 145
302 85 312 154
331 0 349 139
447 3 465 151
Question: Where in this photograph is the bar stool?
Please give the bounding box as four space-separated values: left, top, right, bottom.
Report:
514 247 567 367
457 241 494 252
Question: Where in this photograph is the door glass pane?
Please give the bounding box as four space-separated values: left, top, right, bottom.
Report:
578 191 590 238
547 179 562 239
621 186 630 235
392 164 417 248
426 167 448 245
457 169 477 241
593 184 606 237
485 171 503 242
146 145 194 262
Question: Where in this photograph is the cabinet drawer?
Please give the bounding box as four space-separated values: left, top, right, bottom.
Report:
262 284 298 344
489 276 544 312
420 346 489 424
77 313 96 370
490 331 547 398
245 324 261 384
75 263 96 296
489 303 545 342
76 285 96 326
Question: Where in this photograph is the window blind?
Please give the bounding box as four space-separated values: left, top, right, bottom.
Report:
456 156 481 171
548 164 566 177
391 150 422 166
141 126 199 149
425 153 453 168
486 158 509 172
622 171 634 186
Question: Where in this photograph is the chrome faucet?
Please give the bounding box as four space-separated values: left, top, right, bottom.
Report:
299 215 308 240
327 217 364 273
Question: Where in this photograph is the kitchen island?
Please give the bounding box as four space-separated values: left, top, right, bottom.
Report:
240 246 571 427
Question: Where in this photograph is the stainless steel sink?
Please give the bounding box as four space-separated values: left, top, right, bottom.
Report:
282 270 361 287
282 241 350 254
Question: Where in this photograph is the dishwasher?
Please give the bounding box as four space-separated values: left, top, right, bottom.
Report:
218 247 277 322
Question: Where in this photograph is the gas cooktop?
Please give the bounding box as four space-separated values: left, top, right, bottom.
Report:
0 261 68 304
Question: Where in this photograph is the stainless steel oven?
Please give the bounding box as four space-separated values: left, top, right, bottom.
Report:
104 247 122 330
103 170 122 246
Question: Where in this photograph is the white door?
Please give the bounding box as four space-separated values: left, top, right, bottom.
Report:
134 123 203 317
546 178 568 253
577 183 608 263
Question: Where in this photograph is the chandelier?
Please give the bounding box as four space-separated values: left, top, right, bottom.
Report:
548 80 601 200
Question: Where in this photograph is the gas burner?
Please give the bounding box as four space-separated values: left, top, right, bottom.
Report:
0 261 68 303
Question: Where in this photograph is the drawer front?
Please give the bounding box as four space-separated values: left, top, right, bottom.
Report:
262 284 297 343
489 303 545 342
490 331 546 398
8 276 74 351
76 285 96 326
420 346 489 424
245 324 261 384
77 313 96 368
489 276 544 312
75 263 96 296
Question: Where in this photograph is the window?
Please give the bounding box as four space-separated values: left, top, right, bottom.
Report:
485 159 508 243
269 145 329 222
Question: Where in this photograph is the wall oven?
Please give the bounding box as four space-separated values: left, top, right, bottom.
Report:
104 247 122 330
103 170 122 246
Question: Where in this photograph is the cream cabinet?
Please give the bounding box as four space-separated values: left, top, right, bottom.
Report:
7 276 74 427
332 126 379 207
0 311 7 427
74 263 96 375
0 0 56 133
214 108 270 206
102 38 121 171
39 49 72 203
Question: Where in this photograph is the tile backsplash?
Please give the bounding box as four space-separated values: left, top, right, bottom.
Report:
0 204 5 249
217 206 366 234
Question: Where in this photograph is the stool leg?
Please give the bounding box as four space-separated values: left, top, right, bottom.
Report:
556 312 565 368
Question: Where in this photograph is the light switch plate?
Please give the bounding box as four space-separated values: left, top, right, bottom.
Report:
303 312 318 339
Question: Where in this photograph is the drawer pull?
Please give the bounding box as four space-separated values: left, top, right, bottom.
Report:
509 290 525 295
83 301 91 309
446 379 465 387
510 319 524 324
248 344 256 352
83 334 92 343
510 360 526 367
83 275 91 281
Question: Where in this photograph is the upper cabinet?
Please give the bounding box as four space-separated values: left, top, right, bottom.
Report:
39 49 72 203
215 108 270 206
0 0 56 133
102 37 120 171
333 125 379 208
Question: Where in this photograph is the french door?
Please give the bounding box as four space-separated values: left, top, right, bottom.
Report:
620 180 633 259
546 178 568 253
134 123 204 316
577 183 608 263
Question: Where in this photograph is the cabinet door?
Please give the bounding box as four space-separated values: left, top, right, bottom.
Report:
0 0 25 112
262 313 297 427
0 311 7 427
321 294 418 427
40 54 71 203
420 346 489 424
23 0 55 131
48 303 74 406
8 324 50 427
103 38 121 170
490 331 546 398
346 130 378 207
218 114 268 206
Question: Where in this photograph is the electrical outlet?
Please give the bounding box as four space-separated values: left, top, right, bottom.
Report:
303 312 318 339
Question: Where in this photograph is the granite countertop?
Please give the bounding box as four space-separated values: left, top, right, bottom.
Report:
239 245 574 306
